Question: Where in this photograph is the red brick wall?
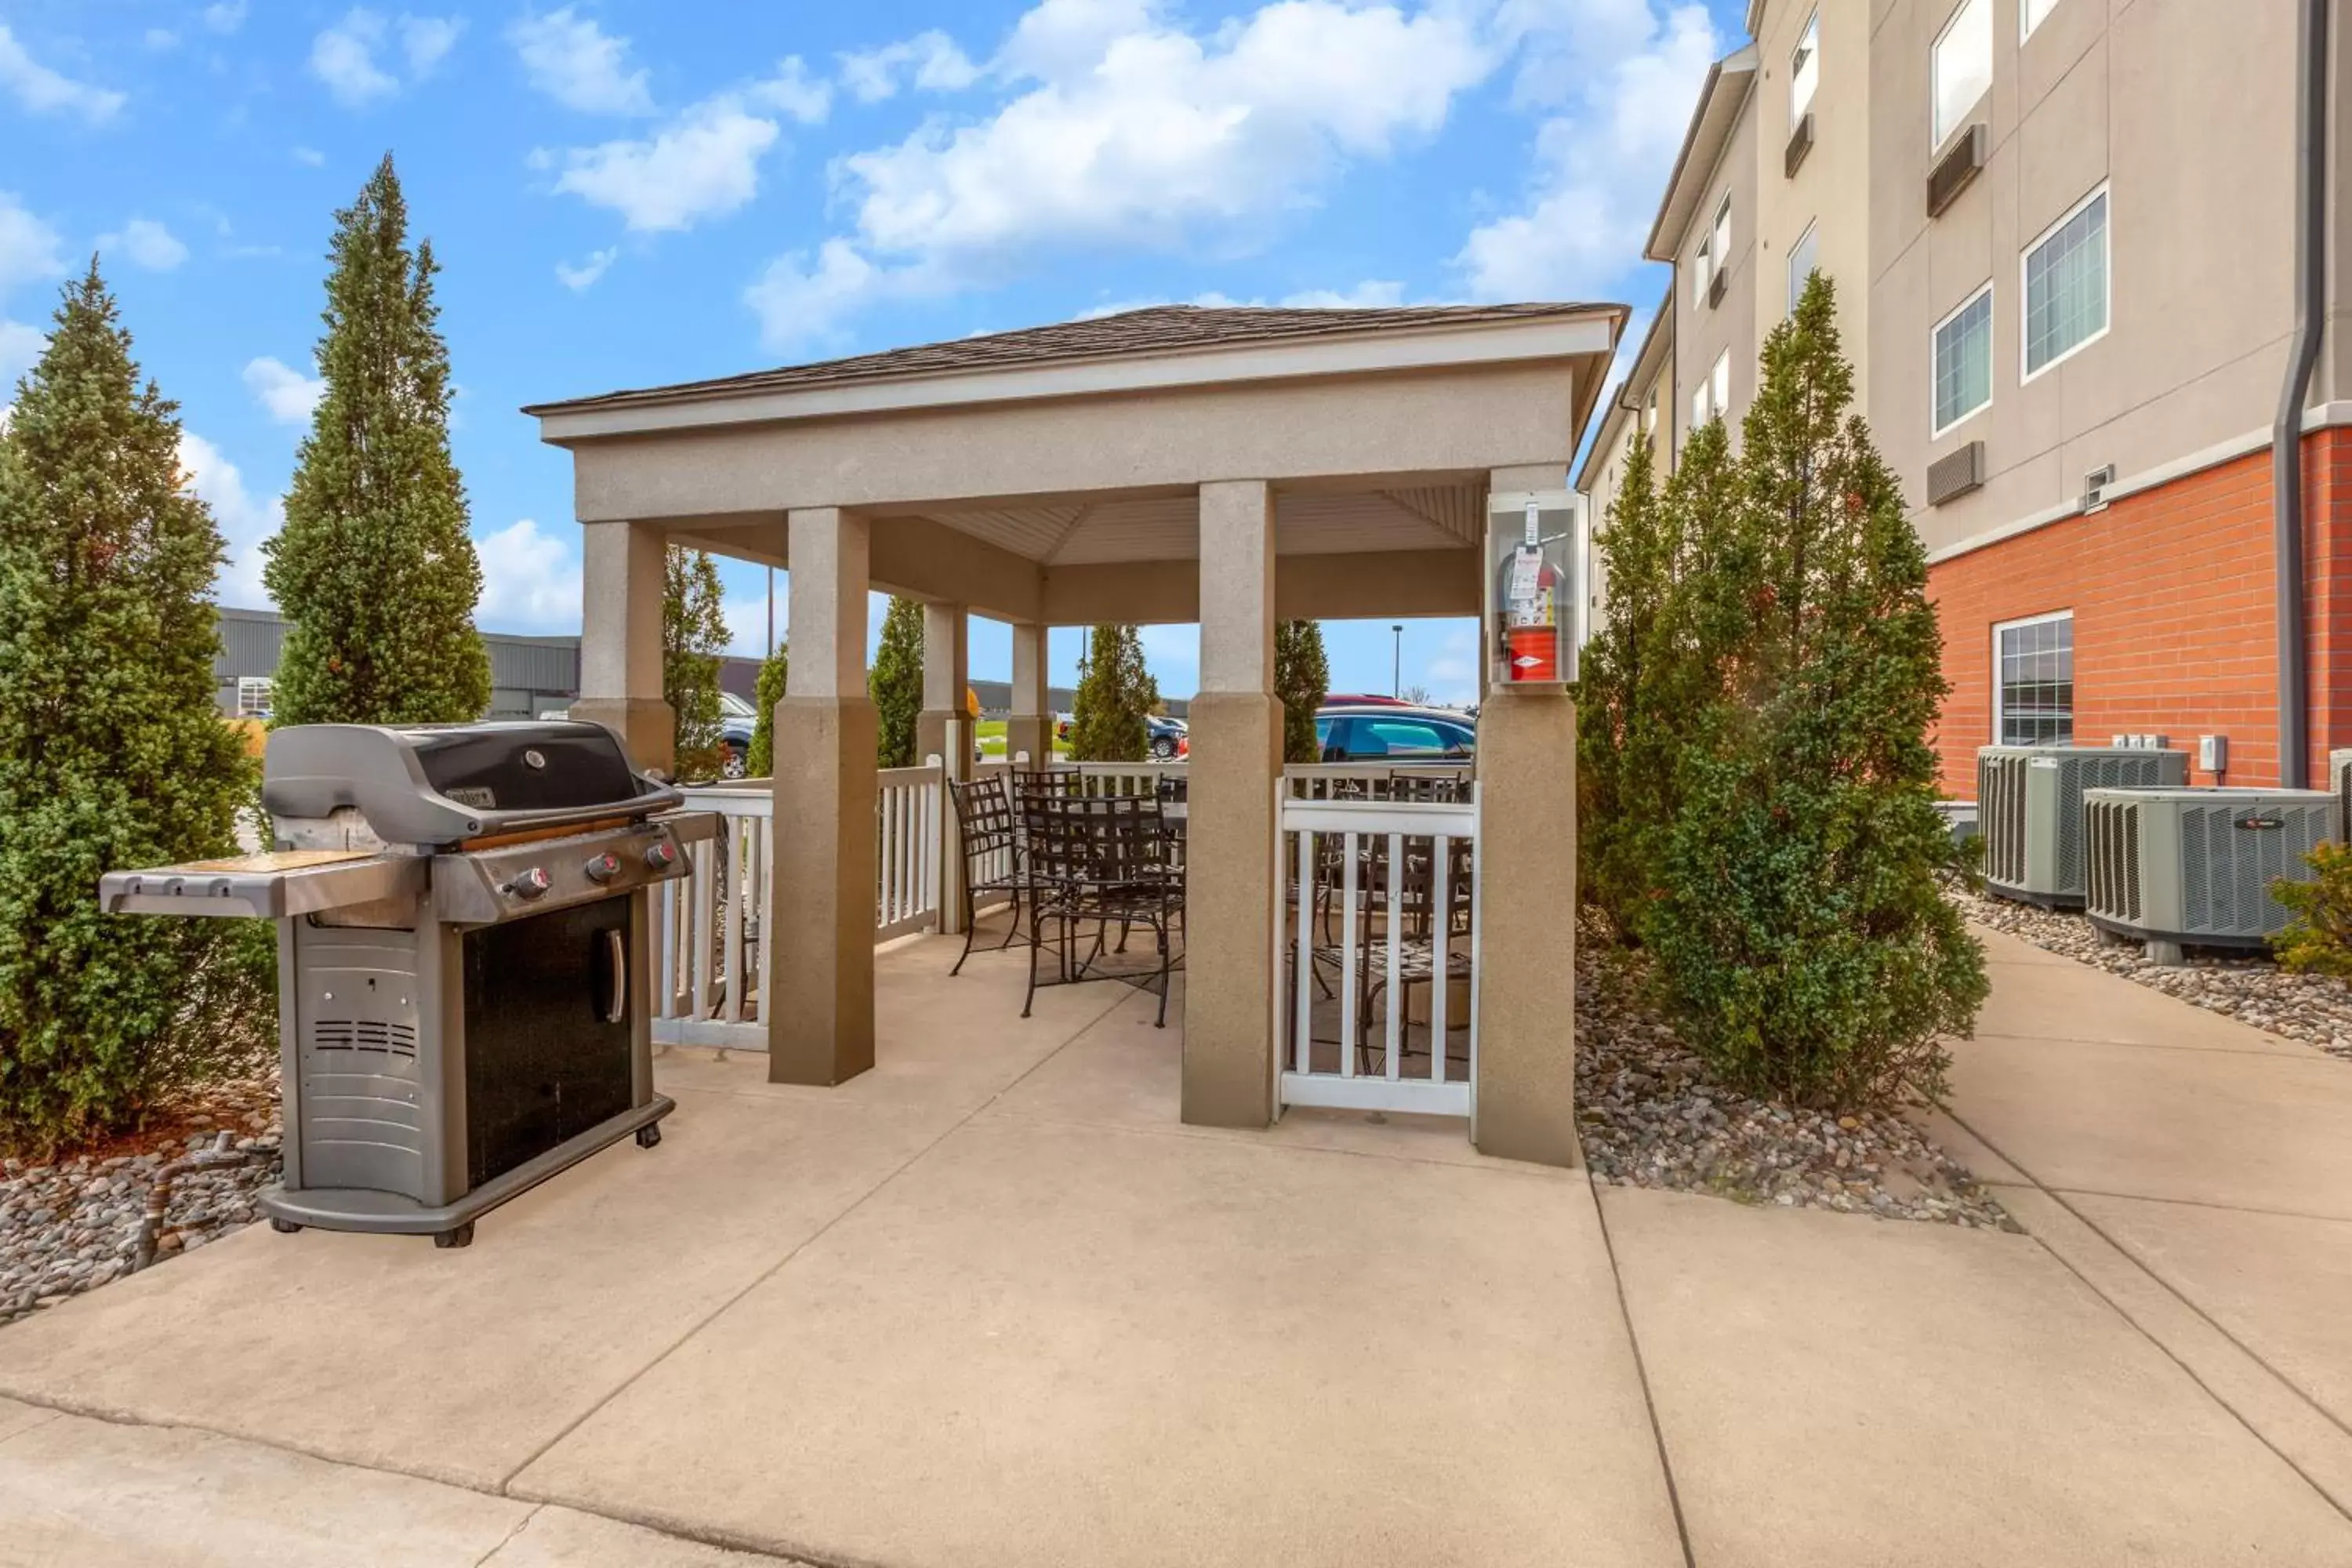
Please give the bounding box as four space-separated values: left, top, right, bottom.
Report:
1926 432 2352 794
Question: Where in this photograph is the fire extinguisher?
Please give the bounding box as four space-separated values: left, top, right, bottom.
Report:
1497 500 1563 682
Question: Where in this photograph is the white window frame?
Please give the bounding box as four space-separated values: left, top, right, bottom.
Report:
1691 379 1710 430
1643 385 1658 434
1786 220 1819 316
1711 194 1733 279
1791 9 1820 121
1931 0 1992 150
1929 280 1995 439
2020 181 2111 385
2021 0 2058 42
235 676 274 717
1991 610 2074 746
1710 349 1731 422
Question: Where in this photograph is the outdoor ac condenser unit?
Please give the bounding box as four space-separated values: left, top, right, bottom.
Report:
2083 787 2332 960
1976 745 2189 907
2332 749 2352 844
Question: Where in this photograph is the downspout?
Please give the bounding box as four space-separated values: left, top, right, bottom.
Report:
2274 0 2329 789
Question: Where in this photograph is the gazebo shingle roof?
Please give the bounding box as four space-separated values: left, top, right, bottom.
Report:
523 302 1615 415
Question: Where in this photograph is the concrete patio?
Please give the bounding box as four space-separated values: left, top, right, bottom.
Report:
2 926 2350 1566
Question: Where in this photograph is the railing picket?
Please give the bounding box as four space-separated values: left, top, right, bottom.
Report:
1385 830 1403 1082
1431 835 1450 1085
1338 835 1358 1078
1294 826 1314 1075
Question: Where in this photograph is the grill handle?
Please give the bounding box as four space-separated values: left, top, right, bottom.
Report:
600 928 627 1024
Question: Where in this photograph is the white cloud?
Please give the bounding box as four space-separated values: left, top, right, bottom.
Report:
1454 3 1717 299
509 7 652 115
838 30 979 103
98 217 189 272
0 24 128 124
203 2 250 35
292 146 325 166
309 10 460 105
178 432 283 610
145 29 180 52
751 56 830 125
747 1 1490 350
0 192 66 297
0 318 44 405
555 246 616 290
400 15 463 77
475 518 583 633
550 96 781 232
242 356 325 424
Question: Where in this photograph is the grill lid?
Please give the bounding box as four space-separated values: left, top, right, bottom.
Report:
264 721 679 847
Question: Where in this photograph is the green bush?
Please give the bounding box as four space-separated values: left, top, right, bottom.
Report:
746 643 788 778
1274 619 1330 764
1070 624 1156 762
2272 842 2352 978
869 597 924 768
1635 275 1986 1109
0 267 277 1152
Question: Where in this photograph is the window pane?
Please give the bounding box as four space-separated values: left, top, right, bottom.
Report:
1787 224 1819 315
1364 720 1445 757
1933 0 1991 146
1711 198 1731 266
1693 383 1709 428
1692 245 1711 305
2021 0 2058 39
1791 12 1820 117
1711 351 1730 418
1998 616 2074 746
2025 191 2108 376
1933 287 1993 431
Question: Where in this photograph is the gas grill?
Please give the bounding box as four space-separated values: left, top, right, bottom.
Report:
99 721 711 1249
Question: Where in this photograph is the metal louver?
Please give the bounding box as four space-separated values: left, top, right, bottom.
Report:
1926 124 1987 218
1978 746 2190 907
2084 787 2332 953
1926 442 1985 506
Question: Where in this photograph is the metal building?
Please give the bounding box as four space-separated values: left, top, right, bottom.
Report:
213 608 581 720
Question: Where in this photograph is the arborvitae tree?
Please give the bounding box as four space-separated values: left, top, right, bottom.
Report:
266 154 488 724
661 546 728 779
1274 619 1330 764
1647 274 1986 1109
746 642 789 778
870 596 924 768
1070 624 1156 761
0 267 274 1150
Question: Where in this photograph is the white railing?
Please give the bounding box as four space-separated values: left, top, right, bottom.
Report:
1283 761 1472 800
652 760 946 1049
1275 785 1478 1119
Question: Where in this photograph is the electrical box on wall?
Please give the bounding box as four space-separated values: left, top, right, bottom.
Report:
2199 735 2228 774
1488 489 1580 688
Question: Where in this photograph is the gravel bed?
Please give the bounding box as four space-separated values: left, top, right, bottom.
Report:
0 1075 282 1329
1574 918 2013 1229
1952 887 2352 1062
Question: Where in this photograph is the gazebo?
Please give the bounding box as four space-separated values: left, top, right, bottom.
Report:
525 302 1624 1167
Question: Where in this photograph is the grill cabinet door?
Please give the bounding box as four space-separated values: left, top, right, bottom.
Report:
460 896 634 1189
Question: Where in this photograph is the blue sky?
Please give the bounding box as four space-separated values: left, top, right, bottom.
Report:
0 0 1735 702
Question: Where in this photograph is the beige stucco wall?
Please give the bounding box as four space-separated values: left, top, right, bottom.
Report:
1671 81 1761 448
1868 0 2302 556
1751 0 1871 401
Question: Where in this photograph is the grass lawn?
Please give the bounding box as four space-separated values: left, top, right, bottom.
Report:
975 718 1069 759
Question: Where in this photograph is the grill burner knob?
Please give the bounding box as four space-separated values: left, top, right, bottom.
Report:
643 841 678 871
584 851 621 884
506 866 552 900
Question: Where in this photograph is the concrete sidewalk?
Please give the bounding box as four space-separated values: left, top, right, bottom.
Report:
0 930 2347 1566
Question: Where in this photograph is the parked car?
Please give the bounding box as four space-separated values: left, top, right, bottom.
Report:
718 691 757 777
1320 691 1412 708
1312 703 1475 762
1147 714 1188 760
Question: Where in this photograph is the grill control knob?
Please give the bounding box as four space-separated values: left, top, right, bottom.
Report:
508 866 552 900
643 841 678 871
584 851 621 884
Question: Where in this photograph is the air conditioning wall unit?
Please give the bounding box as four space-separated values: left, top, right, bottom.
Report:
1977 745 2190 906
2330 748 2352 844
2084 787 2332 959
1926 123 1987 217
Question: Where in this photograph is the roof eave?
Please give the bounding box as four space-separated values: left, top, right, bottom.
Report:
1642 45 1759 263
1573 295 1673 494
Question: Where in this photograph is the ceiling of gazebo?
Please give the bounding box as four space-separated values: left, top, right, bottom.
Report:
914 480 1485 566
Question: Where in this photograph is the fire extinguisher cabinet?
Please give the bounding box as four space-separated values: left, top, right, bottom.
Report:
1488 489 1581 688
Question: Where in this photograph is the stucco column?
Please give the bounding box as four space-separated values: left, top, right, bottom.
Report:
916 601 971 934
1184 480 1281 1129
572 519 673 777
769 506 877 1086
1472 466 1577 1167
1006 621 1051 764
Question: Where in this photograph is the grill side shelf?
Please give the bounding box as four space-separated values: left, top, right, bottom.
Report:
100 851 423 920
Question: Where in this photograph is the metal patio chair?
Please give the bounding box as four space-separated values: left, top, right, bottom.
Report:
1018 792 1184 1027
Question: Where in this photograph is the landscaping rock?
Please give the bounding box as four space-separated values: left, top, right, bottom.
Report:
1952 887 2352 1064
0 1071 282 1330
1574 916 2014 1229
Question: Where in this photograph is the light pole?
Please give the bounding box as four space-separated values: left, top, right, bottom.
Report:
1392 624 1403 699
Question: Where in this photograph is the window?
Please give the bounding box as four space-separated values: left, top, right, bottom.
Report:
1643 385 1658 434
2021 0 2059 41
1994 613 2073 745
235 677 273 718
1710 350 1730 421
1931 282 1994 435
1932 0 1991 148
2024 185 2109 379
1692 380 1710 430
1711 195 1732 279
1786 222 1819 315
1791 9 1820 119
1692 241 1712 307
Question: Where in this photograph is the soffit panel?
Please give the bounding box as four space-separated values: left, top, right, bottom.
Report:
916 485 1486 565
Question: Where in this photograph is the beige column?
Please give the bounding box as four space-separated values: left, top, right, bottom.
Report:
769 506 877 1086
571 519 673 776
1005 621 1051 764
1183 479 1281 1130
916 601 971 935
1472 466 1577 1167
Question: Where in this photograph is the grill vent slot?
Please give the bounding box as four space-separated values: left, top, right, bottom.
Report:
310 1018 419 1058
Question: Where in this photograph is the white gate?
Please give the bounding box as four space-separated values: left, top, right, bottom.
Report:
1276 779 1478 1118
